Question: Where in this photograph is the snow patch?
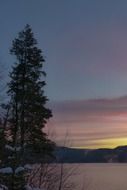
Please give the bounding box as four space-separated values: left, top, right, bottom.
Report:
5 145 21 152
25 184 45 190
24 164 33 170
0 167 13 174
15 165 33 174
0 184 8 190
15 166 25 174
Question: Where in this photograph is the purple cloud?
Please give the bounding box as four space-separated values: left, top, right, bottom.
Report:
47 96 127 148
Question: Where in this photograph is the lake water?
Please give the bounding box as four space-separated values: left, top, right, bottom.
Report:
71 163 127 190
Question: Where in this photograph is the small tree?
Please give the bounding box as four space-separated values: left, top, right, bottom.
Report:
27 132 90 190
0 25 54 190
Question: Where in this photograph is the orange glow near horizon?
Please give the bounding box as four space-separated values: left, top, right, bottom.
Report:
50 121 127 149
71 137 127 149
48 97 127 149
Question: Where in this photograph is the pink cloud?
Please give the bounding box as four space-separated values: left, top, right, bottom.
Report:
47 96 127 148
50 96 127 122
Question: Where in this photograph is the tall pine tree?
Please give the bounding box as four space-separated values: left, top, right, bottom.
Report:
0 25 54 190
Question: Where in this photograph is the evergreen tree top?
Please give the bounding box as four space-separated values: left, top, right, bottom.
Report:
10 24 45 65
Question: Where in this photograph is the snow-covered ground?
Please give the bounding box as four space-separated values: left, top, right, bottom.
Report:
25 185 45 190
1 163 127 190
0 184 44 190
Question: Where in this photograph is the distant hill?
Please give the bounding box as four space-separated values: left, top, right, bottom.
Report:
54 146 127 163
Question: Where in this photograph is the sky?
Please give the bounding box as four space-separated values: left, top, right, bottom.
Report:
1 0 127 148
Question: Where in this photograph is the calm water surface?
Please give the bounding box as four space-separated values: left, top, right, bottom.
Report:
69 163 127 190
